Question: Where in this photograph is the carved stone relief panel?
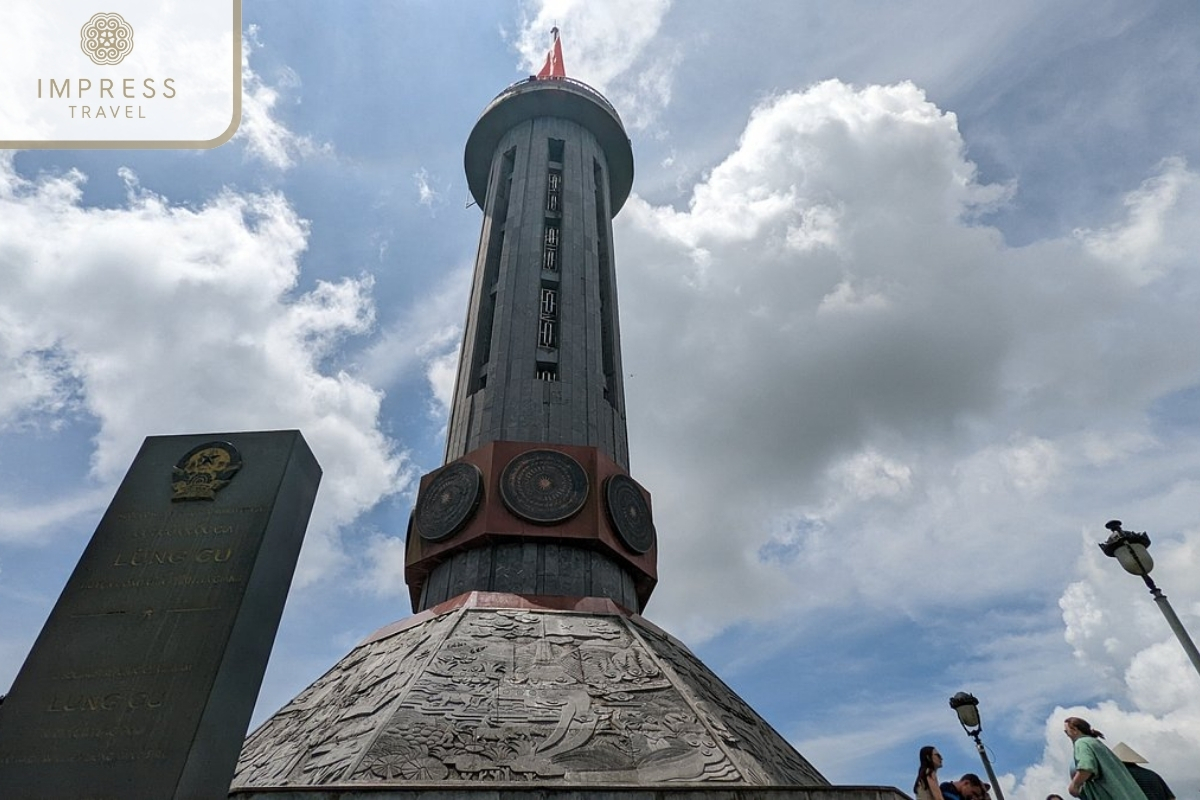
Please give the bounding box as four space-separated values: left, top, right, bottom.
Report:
232 610 461 787
629 616 827 787
348 609 741 784
234 607 825 791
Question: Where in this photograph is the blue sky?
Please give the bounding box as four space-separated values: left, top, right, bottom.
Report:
4 1 1200 796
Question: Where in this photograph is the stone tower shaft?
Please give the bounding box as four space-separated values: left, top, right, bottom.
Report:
448 77 634 467
404 76 655 613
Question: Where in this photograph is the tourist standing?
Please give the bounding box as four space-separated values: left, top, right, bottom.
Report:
914 746 947 800
1112 742 1175 800
1064 717 1148 800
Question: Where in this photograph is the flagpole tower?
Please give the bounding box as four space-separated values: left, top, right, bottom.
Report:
231 32 905 800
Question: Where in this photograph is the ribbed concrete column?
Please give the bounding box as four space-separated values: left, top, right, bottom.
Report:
447 79 634 469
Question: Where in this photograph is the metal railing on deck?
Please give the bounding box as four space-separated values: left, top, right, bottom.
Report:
490 76 622 121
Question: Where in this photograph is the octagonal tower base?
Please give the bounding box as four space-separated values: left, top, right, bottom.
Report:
230 594 904 799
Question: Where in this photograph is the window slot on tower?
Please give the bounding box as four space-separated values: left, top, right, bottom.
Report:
538 286 558 349
546 169 562 213
468 147 516 394
594 159 618 410
543 221 559 273
537 148 563 368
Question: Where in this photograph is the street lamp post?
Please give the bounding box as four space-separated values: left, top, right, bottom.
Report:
1100 520 1200 679
949 691 1005 800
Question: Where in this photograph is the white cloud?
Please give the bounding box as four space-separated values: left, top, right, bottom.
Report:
235 24 330 169
0 154 407 582
1078 157 1197 285
414 168 440 209
1125 640 1196 717
515 0 671 87
619 79 1014 633
0 322 79 429
359 530 409 598
425 347 460 420
832 449 913 501
514 0 677 128
997 436 1060 495
0 490 112 545
606 78 1200 650
356 265 469 399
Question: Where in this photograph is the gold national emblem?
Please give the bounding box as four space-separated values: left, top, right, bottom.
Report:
80 12 134 66
171 442 243 502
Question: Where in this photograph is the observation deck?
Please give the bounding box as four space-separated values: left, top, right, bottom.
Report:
464 76 634 214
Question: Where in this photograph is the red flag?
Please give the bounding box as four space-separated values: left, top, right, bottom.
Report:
536 28 566 78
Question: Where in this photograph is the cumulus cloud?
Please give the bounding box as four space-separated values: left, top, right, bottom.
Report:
576 76 1200 794
0 153 407 582
607 80 1200 646
1078 157 1198 285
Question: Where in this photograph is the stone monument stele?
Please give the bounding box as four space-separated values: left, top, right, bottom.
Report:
0 429 321 800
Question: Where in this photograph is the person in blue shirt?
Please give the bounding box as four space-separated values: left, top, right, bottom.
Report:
940 773 986 800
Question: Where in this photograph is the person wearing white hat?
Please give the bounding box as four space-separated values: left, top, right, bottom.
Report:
1112 742 1175 800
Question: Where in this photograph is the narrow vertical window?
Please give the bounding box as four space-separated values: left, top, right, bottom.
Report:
546 169 562 212
594 159 618 408
468 147 515 393
538 287 558 348
538 319 556 348
542 221 559 272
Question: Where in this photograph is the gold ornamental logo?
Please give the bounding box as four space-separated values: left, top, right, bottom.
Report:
80 12 134 66
171 442 243 502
